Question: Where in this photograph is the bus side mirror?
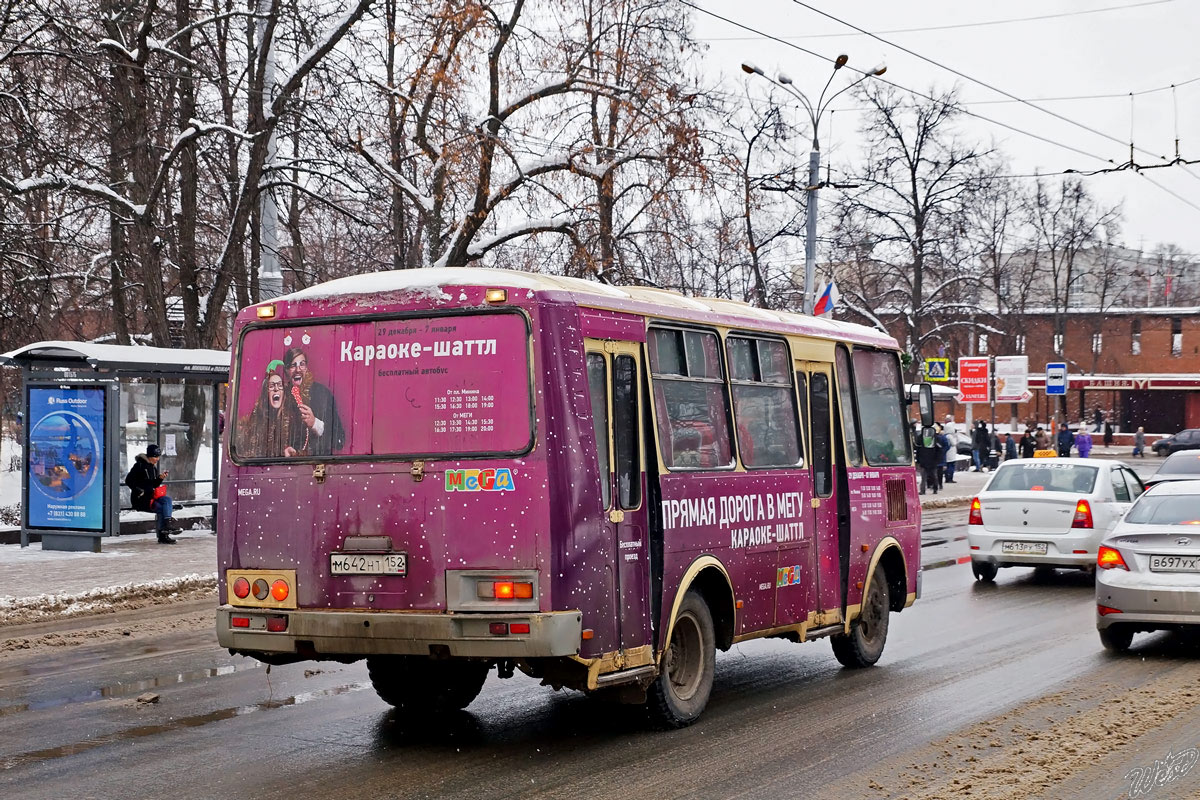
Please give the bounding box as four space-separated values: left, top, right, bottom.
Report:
917 383 934 428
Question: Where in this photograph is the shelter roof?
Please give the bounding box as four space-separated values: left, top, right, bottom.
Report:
1 341 229 379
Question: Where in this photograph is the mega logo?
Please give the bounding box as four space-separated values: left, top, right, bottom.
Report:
445 468 516 492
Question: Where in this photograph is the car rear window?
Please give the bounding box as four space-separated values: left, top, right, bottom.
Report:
1159 453 1200 474
1124 494 1200 525
987 463 1099 494
232 312 532 461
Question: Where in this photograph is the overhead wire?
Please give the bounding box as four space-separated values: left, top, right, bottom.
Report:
699 0 1177 40
787 0 1174 164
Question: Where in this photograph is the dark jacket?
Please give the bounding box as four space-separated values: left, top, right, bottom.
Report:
1057 429 1075 451
1020 434 1036 458
974 423 990 450
1005 436 1018 460
125 454 164 512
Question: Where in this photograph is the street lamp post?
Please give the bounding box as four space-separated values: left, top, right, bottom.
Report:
741 57 886 314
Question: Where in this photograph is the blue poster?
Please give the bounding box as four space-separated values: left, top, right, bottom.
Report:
25 386 106 531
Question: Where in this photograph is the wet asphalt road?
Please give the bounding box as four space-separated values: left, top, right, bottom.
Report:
3 545 1198 799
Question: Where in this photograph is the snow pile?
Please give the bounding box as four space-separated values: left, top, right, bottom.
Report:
0 573 216 626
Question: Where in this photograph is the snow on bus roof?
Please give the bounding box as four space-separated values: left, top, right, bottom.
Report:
275 267 894 346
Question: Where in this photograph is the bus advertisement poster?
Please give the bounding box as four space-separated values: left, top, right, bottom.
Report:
25 385 106 531
956 357 991 403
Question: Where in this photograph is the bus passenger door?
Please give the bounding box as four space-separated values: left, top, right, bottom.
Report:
795 362 842 619
585 340 651 654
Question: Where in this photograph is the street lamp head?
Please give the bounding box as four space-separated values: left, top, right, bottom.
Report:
870 64 887 76
777 72 793 85
834 54 849 70
740 61 764 76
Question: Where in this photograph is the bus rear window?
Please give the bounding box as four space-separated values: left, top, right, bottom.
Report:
232 313 532 460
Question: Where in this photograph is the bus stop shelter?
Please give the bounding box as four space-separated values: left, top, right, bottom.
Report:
0 341 229 552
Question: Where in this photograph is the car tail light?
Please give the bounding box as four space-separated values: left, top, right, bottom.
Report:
1071 499 1093 529
270 579 290 602
968 497 983 526
267 615 288 632
1097 545 1129 570
1097 604 1123 616
232 577 251 599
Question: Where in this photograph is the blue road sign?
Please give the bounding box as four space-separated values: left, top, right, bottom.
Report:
1045 362 1068 395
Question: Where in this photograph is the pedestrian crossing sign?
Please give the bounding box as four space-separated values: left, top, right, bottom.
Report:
924 358 950 381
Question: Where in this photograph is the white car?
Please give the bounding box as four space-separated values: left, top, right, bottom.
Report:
1095 479 1200 651
968 458 1146 582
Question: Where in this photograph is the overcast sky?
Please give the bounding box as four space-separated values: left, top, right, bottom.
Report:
690 0 1200 256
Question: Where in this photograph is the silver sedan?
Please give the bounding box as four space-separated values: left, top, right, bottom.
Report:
1095 479 1200 651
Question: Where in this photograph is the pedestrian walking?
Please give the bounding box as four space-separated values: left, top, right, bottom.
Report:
1133 426 1146 457
973 421 989 471
917 428 940 495
942 417 958 483
1076 428 1093 458
1056 426 1076 457
1005 433 1018 461
1103 419 1114 448
935 425 951 490
1035 426 1050 451
1092 406 1103 433
124 444 182 544
1020 428 1036 459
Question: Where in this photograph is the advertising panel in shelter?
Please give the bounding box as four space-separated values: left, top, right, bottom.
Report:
233 313 532 460
25 386 106 531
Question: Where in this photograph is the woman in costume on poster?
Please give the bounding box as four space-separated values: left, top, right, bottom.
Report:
237 360 307 458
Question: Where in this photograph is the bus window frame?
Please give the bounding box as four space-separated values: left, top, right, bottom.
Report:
834 344 863 468
646 324 736 473
228 307 537 466
725 333 803 470
850 347 913 468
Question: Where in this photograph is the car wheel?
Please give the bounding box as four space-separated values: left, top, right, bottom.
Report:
832 568 891 668
972 561 998 582
1099 625 1134 652
647 589 716 729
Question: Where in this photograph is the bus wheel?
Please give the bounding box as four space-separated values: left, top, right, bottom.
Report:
831 568 890 669
647 590 715 729
366 656 489 712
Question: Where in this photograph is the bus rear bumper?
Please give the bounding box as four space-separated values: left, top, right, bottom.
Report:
216 606 582 659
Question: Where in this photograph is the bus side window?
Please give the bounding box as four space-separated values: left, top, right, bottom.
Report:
850 349 911 466
810 372 832 497
727 336 801 468
613 354 641 509
586 353 612 510
835 345 862 466
649 327 733 470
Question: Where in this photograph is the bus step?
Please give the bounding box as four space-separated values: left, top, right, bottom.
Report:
595 665 657 688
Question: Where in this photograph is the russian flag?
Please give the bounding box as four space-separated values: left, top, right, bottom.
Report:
813 280 836 316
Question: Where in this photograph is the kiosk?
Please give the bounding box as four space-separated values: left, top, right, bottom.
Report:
1 342 229 551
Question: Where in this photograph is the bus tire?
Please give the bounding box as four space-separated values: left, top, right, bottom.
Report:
831 568 890 669
647 590 716 729
366 656 489 713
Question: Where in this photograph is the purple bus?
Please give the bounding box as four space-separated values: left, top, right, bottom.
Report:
217 268 928 727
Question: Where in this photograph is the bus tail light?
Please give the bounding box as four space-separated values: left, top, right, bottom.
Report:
270 580 290 602
1072 500 1094 529
232 577 251 599
267 616 288 632
510 623 530 634
1098 545 1128 570
968 497 983 526
477 581 534 600
231 616 250 628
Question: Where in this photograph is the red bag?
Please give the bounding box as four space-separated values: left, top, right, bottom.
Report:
153 485 167 500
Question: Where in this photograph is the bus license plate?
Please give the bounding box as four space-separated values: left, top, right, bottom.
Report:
1002 541 1048 555
330 553 407 576
1149 555 1200 573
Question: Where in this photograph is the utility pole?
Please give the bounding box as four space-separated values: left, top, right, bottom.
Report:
256 0 282 300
